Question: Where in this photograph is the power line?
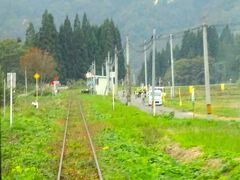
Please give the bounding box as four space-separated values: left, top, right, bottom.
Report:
130 20 240 49
129 40 153 53
138 37 153 47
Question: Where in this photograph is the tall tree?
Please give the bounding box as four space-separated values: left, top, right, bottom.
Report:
0 39 24 75
24 11 126 83
25 22 36 47
37 10 58 56
217 25 235 81
180 30 197 58
58 16 74 81
82 13 98 70
72 14 87 79
98 19 125 79
207 25 219 58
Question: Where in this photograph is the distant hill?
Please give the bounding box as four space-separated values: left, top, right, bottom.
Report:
1 0 240 38
1 0 240 70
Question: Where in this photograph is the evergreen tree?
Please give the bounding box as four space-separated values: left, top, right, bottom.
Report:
25 22 36 47
114 26 125 80
234 35 240 81
25 11 126 83
82 13 97 68
217 25 235 81
207 26 219 58
97 19 126 79
219 25 234 44
37 10 58 55
180 30 197 58
72 14 88 79
173 45 181 60
58 16 74 81
195 29 203 56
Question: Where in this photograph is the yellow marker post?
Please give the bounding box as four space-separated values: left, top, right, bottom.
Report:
162 92 166 104
189 86 193 94
191 88 195 118
220 83 225 91
178 88 182 107
34 73 40 101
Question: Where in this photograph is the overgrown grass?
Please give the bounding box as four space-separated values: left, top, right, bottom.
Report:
81 93 240 179
1 92 68 179
1 89 240 179
163 84 240 118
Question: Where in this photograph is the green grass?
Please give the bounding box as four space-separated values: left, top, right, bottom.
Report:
163 84 240 118
1 92 68 179
81 93 240 179
1 89 240 179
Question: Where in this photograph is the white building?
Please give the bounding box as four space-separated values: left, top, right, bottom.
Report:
86 71 115 96
95 76 108 95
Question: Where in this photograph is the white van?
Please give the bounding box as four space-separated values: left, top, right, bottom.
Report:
148 87 163 106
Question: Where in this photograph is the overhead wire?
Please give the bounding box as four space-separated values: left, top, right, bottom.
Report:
129 40 153 53
101 20 240 68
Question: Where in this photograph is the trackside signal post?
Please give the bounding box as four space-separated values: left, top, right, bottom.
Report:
3 78 6 117
170 34 175 98
33 72 40 108
114 46 118 96
7 72 16 128
126 36 131 106
152 29 156 116
144 40 148 89
202 24 212 115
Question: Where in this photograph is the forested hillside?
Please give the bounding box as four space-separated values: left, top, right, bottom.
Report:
1 0 240 40
1 0 240 72
0 10 125 87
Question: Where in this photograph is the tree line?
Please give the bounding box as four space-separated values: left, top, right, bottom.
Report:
0 10 125 106
138 25 240 85
25 10 125 83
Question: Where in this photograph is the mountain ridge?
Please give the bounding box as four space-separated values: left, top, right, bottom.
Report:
1 0 240 71
1 0 240 41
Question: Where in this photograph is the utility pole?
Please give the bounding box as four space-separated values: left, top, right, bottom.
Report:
94 60 96 93
3 78 6 117
152 29 156 116
105 54 110 95
102 65 104 76
126 36 131 106
94 60 96 76
111 62 115 110
25 67 28 95
203 24 212 115
170 34 175 98
114 46 118 96
144 40 148 89
107 52 110 93
10 73 13 127
104 59 108 95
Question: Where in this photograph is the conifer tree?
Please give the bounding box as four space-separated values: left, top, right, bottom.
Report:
25 22 36 47
37 10 58 55
58 16 74 81
73 14 88 79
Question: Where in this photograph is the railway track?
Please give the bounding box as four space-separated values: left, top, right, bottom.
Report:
57 97 103 179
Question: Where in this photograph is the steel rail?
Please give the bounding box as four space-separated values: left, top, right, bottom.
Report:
57 102 71 180
79 102 103 180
